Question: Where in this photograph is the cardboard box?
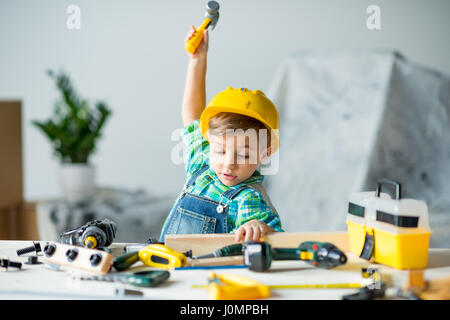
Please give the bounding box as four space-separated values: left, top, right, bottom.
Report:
0 101 38 239
0 206 18 239
0 101 23 209
17 201 39 240
0 202 38 240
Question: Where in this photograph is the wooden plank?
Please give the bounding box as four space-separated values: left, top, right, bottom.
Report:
165 232 349 256
186 256 244 267
42 242 114 275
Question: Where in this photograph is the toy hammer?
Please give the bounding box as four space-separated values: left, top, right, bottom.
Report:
185 1 220 54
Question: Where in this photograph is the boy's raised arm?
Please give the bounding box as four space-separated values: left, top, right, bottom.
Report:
182 26 209 127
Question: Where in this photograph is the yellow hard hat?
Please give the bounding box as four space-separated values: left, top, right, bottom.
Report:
200 87 280 152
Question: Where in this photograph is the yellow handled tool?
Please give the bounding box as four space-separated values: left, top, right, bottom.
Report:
185 1 220 54
138 244 187 269
207 272 270 300
113 244 187 270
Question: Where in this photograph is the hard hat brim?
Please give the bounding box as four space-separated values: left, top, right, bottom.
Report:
200 106 280 153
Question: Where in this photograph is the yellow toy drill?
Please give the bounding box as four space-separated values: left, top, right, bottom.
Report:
185 1 220 54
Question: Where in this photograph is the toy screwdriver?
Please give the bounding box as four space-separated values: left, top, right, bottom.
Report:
75 270 170 288
113 244 187 271
192 243 243 259
185 1 220 54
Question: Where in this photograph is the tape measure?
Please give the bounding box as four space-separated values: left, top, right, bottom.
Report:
207 272 270 300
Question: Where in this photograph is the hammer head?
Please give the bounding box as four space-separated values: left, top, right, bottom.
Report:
205 1 220 30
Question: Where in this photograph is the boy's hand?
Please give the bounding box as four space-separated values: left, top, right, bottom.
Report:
185 25 209 60
234 219 276 242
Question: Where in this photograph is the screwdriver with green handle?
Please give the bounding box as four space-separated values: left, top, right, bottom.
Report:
113 251 141 271
76 270 170 288
193 241 348 272
192 243 244 259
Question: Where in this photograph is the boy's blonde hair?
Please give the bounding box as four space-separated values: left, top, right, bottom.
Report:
208 112 272 148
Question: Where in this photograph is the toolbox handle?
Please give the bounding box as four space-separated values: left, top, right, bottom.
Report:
375 178 402 199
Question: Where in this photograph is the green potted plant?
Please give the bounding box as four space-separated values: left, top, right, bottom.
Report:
32 69 112 203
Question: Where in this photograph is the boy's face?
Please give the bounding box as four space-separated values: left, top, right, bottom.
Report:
208 131 270 187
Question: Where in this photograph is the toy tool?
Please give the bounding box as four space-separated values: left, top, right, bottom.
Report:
192 243 243 259
243 240 347 272
16 241 42 256
185 1 220 54
58 218 117 249
193 240 347 272
296 241 348 268
346 179 431 269
207 272 270 300
0 256 22 271
123 237 164 253
113 251 141 271
178 265 246 270
113 244 187 271
43 242 114 275
139 244 187 269
75 270 170 288
342 268 386 300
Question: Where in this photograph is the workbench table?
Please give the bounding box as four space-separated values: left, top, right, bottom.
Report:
1 240 449 300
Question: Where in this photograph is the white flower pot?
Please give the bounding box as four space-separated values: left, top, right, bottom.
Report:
59 163 96 203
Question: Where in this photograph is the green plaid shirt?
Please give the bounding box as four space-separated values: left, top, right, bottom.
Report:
163 119 282 233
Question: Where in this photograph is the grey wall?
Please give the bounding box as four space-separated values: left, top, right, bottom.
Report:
1 0 449 201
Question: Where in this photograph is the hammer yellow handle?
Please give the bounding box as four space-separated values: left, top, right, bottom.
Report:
185 17 211 54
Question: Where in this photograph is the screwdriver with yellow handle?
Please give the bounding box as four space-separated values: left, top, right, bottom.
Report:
185 1 220 54
113 244 187 271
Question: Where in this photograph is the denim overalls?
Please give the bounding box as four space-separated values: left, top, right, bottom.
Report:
159 165 278 242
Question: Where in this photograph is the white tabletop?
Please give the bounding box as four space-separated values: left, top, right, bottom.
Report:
1 240 449 300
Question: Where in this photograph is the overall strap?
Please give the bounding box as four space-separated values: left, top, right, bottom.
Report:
216 185 249 211
185 165 209 188
220 182 278 214
221 185 249 201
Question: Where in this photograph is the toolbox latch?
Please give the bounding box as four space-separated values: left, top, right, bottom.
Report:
360 231 375 261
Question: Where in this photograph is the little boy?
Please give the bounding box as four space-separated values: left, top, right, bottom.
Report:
159 26 283 242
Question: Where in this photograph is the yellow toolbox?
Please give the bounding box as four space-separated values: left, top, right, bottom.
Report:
346 179 432 269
